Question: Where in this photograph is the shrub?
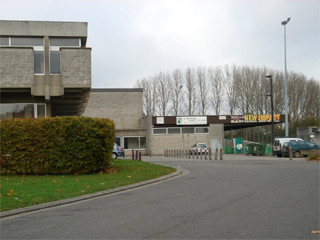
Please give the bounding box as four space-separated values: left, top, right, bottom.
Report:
0 117 115 174
307 150 320 161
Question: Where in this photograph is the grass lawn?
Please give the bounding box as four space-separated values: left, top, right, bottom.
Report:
0 159 176 212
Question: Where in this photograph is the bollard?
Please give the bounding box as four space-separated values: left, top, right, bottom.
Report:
139 151 141 161
289 147 292 160
215 149 218 160
188 150 191 159
136 150 138 160
192 150 195 159
220 149 223 160
205 149 208 160
209 148 212 160
196 150 199 159
132 149 134 160
200 149 203 160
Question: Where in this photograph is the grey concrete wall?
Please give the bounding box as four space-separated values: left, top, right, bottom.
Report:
0 48 34 88
0 20 87 37
82 89 145 131
61 48 91 87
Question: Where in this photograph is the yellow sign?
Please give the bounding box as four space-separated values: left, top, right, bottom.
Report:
245 114 280 122
231 115 280 123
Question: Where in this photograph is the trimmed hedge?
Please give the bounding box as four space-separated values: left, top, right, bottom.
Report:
0 117 115 174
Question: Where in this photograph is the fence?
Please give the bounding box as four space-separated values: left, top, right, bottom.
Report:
164 149 224 160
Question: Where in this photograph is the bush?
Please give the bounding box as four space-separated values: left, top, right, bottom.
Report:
0 117 115 174
307 150 320 161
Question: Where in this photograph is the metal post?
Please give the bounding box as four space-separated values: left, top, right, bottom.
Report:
289 147 292 160
282 17 291 136
266 75 275 156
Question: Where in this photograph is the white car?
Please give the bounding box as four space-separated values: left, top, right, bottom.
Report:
190 143 208 155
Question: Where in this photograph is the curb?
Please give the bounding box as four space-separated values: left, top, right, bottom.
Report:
0 166 183 218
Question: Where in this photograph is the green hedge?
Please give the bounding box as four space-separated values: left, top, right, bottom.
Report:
0 117 115 174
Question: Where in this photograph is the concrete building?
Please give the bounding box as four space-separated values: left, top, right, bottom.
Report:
83 89 285 156
1 20 286 156
0 20 91 118
82 89 147 155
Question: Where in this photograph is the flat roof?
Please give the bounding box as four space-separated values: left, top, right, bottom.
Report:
152 115 286 131
0 20 87 38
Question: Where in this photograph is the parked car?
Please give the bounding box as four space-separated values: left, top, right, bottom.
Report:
282 141 320 158
190 143 208 155
273 137 303 157
113 143 124 159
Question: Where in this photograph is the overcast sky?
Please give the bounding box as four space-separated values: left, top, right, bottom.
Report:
2 0 319 88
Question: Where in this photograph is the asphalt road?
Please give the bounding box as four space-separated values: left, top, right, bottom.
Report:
1 156 319 239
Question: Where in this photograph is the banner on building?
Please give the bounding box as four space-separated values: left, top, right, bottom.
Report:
231 114 280 123
176 116 207 125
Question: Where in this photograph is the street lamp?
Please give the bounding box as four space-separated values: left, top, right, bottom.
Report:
282 17 291 137
266 75 274 155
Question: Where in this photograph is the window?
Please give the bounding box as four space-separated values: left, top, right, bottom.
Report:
34 50 44 74
115 137 121 146
0 103 46 120
50 50 60 74
196 127 209 133
50 38 80 47
152 127 209 135
168 128 181 134
182 128 194 134
0 37 9 46
153 128 167 135
124 137 146 149
11 37 43 46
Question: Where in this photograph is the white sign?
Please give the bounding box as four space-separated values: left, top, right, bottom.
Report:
157 117 164 124
176 116 207 125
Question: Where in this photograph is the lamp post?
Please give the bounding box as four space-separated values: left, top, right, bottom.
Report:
266 75 274 155
282 17 291 137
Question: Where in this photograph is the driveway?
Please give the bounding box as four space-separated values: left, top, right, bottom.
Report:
1 156 319 239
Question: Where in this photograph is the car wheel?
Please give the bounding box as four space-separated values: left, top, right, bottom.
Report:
294 151 301 158
112 153 118 159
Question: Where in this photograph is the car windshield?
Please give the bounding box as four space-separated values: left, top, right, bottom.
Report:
199 144 207 148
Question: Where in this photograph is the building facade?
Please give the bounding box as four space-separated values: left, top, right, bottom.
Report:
0 20 91 119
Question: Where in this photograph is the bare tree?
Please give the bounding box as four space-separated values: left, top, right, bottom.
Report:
155 72 171 116
208 66 224 115
134 77 155 115
196 67 209 115
224 65 239 115
184 67 197 115
170 69 184 115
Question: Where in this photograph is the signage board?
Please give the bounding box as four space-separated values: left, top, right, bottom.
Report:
176 116 207 125
156 117 164 124
231 114 280 123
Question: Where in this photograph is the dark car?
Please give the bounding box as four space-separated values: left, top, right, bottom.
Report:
282 141 320 158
